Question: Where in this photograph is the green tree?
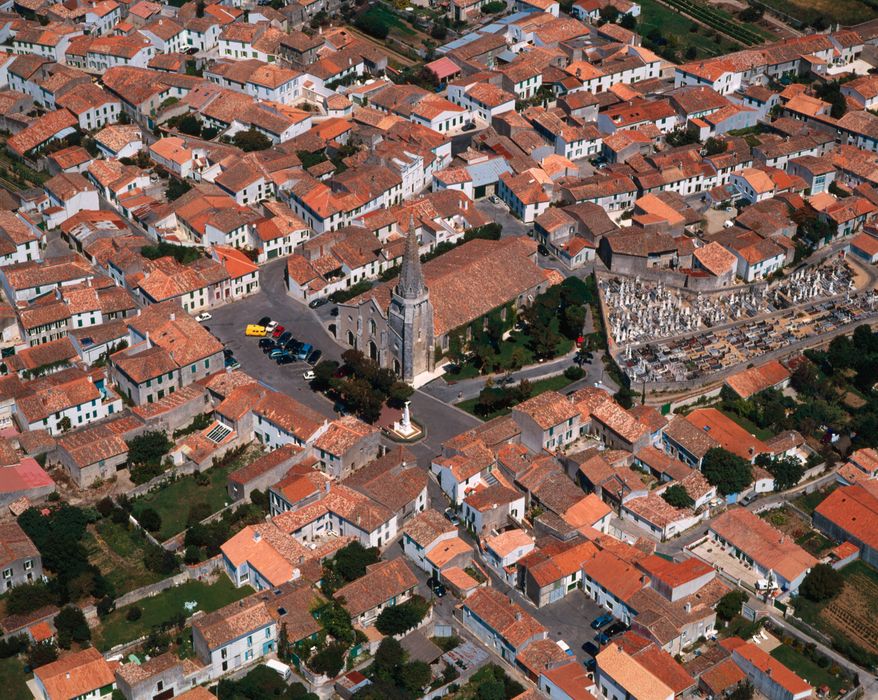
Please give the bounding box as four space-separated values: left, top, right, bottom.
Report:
332 541 379 584
373 637 406 680
599 5 620 22
27 640 58 668
177 114 202 137
309 642 347 678
619 12 636 29
727 682 754 700
312 360 339 391
7 581 58 615
375 596 430 636
127 431 173 466
703 137 728 156
661 484 694 509
55 605 90 648
799 563 843 602
398 661 431 694
716 590 747 621
701 447 753 496
232 128 272 152
755 454 803 491
138 507 162 533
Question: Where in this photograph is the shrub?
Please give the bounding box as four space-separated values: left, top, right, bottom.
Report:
96 497 114 518
309 642 347 678
375 596 430 636
126 606 142 622
27 640 58 668
138 507 162 533
564 365 585 381
96 596 115 618
55 606 90 648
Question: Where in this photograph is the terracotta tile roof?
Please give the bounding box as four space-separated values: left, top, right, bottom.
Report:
515 638 569 678
426 536 472 569
731 641 812 696
228 445 301 486
334 558 418 618
724 360 790 400
693 241 737 277
402 508 454 548
463 587 547 648
35 648 115 700
221 521 310 588
684 407 768 461
0 521 38 569
710 508 816 582
514 391 578 430
582 549 646 602
700 657 745 696
193 595 274 649
595 643 673 700
313 416 378 456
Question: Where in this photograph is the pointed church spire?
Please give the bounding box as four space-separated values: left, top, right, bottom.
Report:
397 215 426 300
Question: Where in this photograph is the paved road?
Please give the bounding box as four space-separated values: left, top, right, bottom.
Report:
475 199 528 238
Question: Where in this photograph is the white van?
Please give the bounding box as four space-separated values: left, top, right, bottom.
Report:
265 659 292 681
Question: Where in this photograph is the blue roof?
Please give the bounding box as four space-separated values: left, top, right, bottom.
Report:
466 158 513 187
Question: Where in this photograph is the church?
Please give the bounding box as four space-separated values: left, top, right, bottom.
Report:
337 226 555 384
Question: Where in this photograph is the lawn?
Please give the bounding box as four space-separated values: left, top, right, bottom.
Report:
637 0 739 59
85 520 165 595
770 645 846 695
457 373 577 420
357 4 414 35
0 657 32 700
95 578 253 650
718 408 774 440
132 447 256 541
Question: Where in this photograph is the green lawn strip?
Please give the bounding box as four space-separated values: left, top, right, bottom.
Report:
718 408 773 440
664 0 771 43
361 5 413 34
795 530 833 558
770 645 845 694
793 485 837 515
0 656 32 700
457 374 576 420
132 457 243 540
96 578 253 651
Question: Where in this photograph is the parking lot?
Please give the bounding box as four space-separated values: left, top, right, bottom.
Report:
205 258 341 420
534 590 611 665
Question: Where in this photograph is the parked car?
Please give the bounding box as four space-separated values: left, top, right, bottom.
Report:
489 195 499 204
537 244 550 256
257 316 271 327
603 621 628 639
309 298 328 309
194 312 211 322
223 348 234 358
224 356 240 370
276 354 295 365
285 339 302 353
583 657 596 671
277 331 293 345
296 343 313 360
306 349 322 365
245 324 267 337
303 370 316 381
258 338 275 350
427 576 446 597
595 630 611 645
590 613 613 630
556 641 573 657
265 321 278 333
269 348 288 360
581 642 600 657
272 325 286 338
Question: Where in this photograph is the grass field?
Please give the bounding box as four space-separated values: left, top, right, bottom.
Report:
96 578 252 650
85 520 165 595
718 408 774 440
770 645 847 695
757 0 878 28
358 4 414 36
638 0 739 59
132 449 254 540
0 657 32 700
457 374 576 420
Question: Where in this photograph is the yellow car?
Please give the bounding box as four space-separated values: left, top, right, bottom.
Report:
245 324 267 337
